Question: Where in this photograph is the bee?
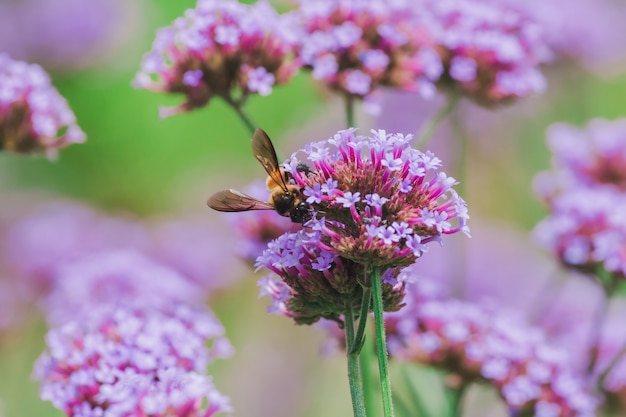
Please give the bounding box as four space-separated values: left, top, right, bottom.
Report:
207 128 313 224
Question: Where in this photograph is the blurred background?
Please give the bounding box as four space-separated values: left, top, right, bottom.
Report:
1 0 626 416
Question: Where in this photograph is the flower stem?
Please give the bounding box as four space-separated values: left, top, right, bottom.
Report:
345 95 356 128
416 95 459 149
361 326 380 417
598 339 626 391
445 382 466 417
351 288 372 354
223 96 257 136
345 302 368 417
371 266 395 417
588 266 617 374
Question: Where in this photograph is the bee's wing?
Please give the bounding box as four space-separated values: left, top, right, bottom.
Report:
207 189 274 212
252 128 288 192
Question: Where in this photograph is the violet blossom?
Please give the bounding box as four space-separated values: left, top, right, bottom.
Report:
284 128 469 269
293 0 443 107
0 54 85 157
133 0 300 117
34 303 232 417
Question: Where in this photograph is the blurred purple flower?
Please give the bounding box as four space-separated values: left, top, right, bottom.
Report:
0 54 85 158
0 200 148 298
43 250 204 325
285 128 469 269
133 0 300 117
505 0 626 75
256 229 405 325
34 303 232 417
386 279 598 416
537 119 626 195
293 0 442 108
421 0 551 106
0 0 136 71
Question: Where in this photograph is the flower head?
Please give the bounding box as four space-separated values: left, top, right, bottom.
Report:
537 119 626 194
293 0 443 105
422 0 551 106
386 280 598 417
34 303 232 417
533 187 626 280
43 250 204 325
286 129 469 269
256 229 405 325
0 54 85 157
133 0 300 116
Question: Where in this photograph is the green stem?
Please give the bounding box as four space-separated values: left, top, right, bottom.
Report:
588 266 617 374
371 266 395 417
401 367 430 417
345 95 356 128
416 95 459 149
351 288 372 354
345 302 368 417
223 96 256 136
361 325 380 417
445 382 466 417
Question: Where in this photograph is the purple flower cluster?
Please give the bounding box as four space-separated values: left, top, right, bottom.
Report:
256 229 404 325
43 250 204 325
34 303 232 417
293 0 443 104
285 128 469 269
422 0 551 105
534 119 626 281
386 281 598 417
0 199 242 301
0 54 85 157
133 0 300 117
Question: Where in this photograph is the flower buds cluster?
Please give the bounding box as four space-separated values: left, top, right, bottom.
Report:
0 53 85 157
386 279 598 416
34 303 232 417
534 119 626 281
293 0 443 102
285 128 469 270
422 0 551 105
133 0 300 117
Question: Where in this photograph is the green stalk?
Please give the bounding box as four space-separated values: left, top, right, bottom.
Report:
361 325 380 417
415 95 459 149
345 95 356 128
223 96 256 136
345 302 368 417
445 382 466 417
371 266 395 417
351 288 372 354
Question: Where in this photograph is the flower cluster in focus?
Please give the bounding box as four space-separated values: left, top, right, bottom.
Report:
422 0 551 106
133 0 300 117
285 128 469 269
386 279 598 417
0 53 85 157
293 0 443 107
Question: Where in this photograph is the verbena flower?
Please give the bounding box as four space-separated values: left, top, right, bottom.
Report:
534 187 626 280
133 0 300 117
293 0 443 107
536 119 626 194
422 0 551 106
386 281 598 417
227 180 302 266
43 250 204 325
34 303 232 417
256 229 405 325
0 0 133 71
285 128 469 269
0 53 85 157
